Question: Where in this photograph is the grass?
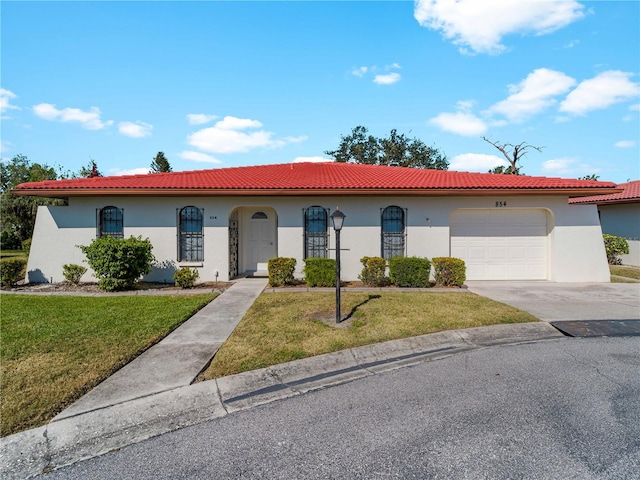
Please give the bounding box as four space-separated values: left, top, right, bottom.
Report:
0 293 217 437
202 291 538 379
0 249 27 259
610 265 640 280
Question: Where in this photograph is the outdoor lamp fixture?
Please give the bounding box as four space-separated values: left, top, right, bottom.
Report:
330 208 346 323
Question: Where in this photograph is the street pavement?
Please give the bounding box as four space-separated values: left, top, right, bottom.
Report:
33 337 640 480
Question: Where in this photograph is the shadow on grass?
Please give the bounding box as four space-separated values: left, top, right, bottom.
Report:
342 294 381 322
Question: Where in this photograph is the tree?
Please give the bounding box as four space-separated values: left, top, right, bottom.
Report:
325 126 448 170
578 174 600 181
482 137 544 175
150 151 172 173
0 154 62 249
488 165 518 175
78 159 102 178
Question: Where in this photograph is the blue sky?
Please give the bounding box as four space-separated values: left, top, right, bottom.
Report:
2 1 639 183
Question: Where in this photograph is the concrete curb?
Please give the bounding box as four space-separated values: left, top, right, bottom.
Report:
1 322 565 480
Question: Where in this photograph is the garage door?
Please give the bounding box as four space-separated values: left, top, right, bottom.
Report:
450 209 548 280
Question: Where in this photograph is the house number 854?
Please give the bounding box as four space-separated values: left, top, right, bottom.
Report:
495 201 508 207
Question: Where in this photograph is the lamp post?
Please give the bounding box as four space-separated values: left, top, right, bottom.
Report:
330 208 346 324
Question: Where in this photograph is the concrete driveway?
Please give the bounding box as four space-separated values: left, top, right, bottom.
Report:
465 281 640 322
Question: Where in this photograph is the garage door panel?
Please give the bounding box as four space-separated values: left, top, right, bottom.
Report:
450 209 548 281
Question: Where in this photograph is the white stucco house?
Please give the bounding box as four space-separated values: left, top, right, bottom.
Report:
13 162 620 284
569 180 640 266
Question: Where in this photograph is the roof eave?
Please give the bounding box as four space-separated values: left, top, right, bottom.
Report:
11 186 623 198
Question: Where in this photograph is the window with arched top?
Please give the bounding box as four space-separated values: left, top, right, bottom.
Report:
381 206 405 260
304 206 328 258
97 206 123 238
178 206 203 261
251 211 268 220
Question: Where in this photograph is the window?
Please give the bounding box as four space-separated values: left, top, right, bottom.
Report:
97 206 123 238
304 206 328 258
178 206 203 262
381 206 405 260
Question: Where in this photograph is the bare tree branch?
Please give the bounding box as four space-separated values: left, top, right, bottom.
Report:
482 137 545 175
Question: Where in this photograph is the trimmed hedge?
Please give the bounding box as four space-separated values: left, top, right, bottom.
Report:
268 257 296 287
174 267 200 288
63 264 87 285
303 257 336 287
603 234 629 265
79 236 155 291
432 257 466 287
21 238 32 256
389 256 431 288
359 256 387 287
1 257 27 287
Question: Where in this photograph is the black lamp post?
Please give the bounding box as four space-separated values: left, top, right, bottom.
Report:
330 208 346 323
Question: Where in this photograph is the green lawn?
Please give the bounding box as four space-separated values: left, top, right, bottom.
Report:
0 249 27 259
203 291 538 379
610 265 640 280
1 293 217 437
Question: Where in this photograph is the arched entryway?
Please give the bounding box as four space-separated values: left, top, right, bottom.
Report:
229 206 277 278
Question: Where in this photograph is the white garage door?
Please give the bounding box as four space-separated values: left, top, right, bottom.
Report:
450 209 548 280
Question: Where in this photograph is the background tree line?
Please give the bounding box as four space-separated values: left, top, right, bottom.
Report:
1 152 173 249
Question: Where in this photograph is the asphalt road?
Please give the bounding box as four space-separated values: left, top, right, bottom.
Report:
39 337 640 480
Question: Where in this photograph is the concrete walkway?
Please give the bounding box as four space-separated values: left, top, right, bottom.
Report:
55 277 268 420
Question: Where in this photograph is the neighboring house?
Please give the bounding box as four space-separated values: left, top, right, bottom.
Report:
13 162 620 284
569 180 640 266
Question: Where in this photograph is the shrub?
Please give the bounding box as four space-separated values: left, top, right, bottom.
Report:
603 234 629 265
268 257 296 287
21 238 32 256
63 264 87 285
1 257 27 287
174 267 200 288
79 236 155 292
432 257 466 287
358 256 387 287
389 257 431 288
304 258 336 287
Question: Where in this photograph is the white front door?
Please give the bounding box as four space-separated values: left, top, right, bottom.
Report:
245 209 276 271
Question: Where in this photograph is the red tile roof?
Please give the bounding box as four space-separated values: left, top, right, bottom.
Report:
13 162 621 197
569 180 640 205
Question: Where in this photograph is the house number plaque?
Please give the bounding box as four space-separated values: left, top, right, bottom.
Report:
495 201 508 207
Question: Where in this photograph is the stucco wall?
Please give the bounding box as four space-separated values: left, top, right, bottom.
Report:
597 203 640 266
25 194 610 284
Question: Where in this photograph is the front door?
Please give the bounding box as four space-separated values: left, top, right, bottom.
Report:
246 209 276 271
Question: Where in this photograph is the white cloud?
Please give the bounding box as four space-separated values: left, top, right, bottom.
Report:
108 167 150 176
353 63 401 84
429 111 487 136
118 121 153 138
0 89 20 113
560 70 640 115
373 73 401 85
179 150 222 164
614 140 636 148
630 104 640 112
487 68 576 122
292 156 332 163
414 0 586 55
541 157 598 177
449 153 507 172
187 113 218 125
33 103 113 130
187 116 294 154
352 66 368 77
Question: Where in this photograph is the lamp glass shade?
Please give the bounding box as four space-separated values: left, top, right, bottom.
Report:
330 209 346 231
